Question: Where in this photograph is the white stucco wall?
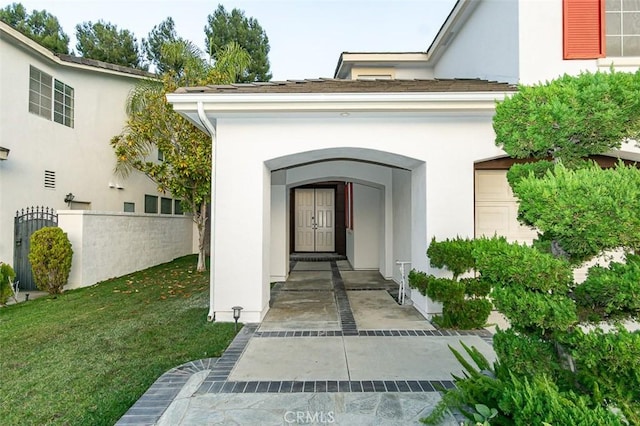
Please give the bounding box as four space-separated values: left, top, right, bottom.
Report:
434 0 520 83
0 30 161 269
205 111 504 322
352 183 381 269
517 0 598 85
59 211 193 289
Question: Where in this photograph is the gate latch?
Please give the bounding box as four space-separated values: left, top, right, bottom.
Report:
15 238 21 246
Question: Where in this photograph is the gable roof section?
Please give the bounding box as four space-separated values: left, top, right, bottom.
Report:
175 78 516 94
0 21 155 80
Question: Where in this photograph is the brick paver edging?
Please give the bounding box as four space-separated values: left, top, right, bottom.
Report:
115 358 219 426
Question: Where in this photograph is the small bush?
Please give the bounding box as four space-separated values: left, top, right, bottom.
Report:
426 276 464 302
427 236 475 279
0 262 16 305
29 227 73 294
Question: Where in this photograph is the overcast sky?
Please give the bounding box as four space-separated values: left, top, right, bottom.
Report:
13 0 457 80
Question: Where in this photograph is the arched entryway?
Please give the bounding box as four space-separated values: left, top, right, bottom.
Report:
267 148 426 289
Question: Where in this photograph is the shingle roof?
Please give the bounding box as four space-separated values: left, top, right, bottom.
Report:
175 78 516 94
56 54 156 78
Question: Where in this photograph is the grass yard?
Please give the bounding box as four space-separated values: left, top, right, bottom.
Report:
0 255 238 425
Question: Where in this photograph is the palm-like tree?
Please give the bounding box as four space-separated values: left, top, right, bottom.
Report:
112 40 250 272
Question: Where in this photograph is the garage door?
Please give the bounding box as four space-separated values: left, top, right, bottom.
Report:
475 170 538 244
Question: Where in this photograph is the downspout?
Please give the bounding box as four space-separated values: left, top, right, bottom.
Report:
197 101 217 322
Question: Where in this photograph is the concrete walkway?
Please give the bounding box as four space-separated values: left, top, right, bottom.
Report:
117 260 496 425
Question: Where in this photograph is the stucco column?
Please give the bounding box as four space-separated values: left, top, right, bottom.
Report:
211 135 270 323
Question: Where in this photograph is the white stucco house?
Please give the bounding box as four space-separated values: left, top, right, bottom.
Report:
0 22 193 290
168 0 640 323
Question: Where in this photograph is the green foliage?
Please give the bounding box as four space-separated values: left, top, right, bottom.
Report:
575 254 640 322
141 17 177 74
0 2 69 53
492 329 563 382
492 285 577 335
498 374 623 426
0 255 238 426
111 41 250 272
75 20 145 69
0 262 16 305
472 404 498 425
513 162 640 263
204 4 271 82
423 341 624 426
434 298 493 330
427 236 476 279
505 160 554 188
563 327 640 423
426 276 465 301
463 277 491 298
407 269 429 296
28 227 72 294
494 70 640 166
473 237 573 293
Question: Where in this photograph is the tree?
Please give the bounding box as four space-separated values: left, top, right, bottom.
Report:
75 20 145 69
425 71 640 424
111 40 250 272
0 2 69 53
142 17 178 74
204 4 271 82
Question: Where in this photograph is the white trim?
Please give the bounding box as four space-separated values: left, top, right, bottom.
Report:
167 91 512 115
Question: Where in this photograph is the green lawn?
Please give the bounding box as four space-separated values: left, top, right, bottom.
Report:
0 255 238 425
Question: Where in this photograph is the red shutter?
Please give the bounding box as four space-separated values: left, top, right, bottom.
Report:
563 0 605 59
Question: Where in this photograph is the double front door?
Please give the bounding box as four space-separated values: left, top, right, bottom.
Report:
295 188 335 252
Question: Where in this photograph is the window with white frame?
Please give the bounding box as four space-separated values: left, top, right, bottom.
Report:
606 0 640 56
28 66 74 128
54 80 74 127
29 66 53 119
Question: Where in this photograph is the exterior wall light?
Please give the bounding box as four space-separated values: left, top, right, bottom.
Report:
0 146 9 160
232 306 243 331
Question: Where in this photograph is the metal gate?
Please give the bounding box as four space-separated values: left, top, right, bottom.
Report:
14 207 58 291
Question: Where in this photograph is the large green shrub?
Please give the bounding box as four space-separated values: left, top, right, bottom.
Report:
0 262 16 305
28 227 73 294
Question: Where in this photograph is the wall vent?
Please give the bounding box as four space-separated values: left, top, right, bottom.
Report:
44 170 55 189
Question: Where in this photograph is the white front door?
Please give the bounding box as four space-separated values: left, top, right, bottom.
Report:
294 188 335 252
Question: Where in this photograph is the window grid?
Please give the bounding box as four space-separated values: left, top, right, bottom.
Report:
29 66 52 119
54 80 74 128
606 0 640 56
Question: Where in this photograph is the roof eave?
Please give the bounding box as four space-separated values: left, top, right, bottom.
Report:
167 91 513 116
0 21 156 80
